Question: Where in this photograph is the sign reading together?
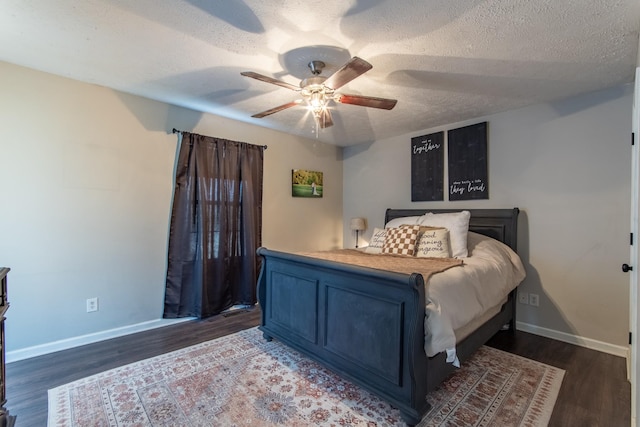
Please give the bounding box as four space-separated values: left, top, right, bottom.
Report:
411 131 444 201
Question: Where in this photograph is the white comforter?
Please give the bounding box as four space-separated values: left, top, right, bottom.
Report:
424 232 526 361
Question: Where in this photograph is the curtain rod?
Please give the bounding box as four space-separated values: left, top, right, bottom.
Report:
172 128 267 150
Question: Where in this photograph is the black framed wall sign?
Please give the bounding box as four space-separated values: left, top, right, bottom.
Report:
411 131 444 201
447 122 489 201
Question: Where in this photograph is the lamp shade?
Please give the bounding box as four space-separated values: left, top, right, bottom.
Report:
350 217 366 231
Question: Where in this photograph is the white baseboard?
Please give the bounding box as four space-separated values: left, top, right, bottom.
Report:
516 321 629 359
8 318 628 364
6 317 195 363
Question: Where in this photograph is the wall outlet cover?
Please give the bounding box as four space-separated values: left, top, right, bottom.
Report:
518 292 529 304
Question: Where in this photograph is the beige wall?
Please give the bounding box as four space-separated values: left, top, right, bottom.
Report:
344 85 633 355
0 61 343 355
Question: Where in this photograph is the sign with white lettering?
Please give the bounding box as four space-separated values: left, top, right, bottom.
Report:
448 122 489 201
411 131 444 201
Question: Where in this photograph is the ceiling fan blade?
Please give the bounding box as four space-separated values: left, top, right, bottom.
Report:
323 57 373 90
251 100 302 118
241 71 300 91
318 109 334 128
334 94 397 110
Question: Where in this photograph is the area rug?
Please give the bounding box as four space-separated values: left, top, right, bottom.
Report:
48 327 564 427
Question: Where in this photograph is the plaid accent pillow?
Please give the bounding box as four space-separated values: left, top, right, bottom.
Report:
382 224 421 256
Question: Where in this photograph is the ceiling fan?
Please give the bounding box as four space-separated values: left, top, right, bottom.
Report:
240 57 397 129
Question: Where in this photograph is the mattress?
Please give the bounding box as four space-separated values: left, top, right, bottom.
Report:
424 231 526 363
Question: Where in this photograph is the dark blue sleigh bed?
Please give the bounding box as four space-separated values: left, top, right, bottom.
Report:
257 208 520 425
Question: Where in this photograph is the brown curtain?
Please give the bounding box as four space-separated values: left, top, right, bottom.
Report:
163 132 264 318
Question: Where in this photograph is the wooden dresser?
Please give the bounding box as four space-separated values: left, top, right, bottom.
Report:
0 268 14 427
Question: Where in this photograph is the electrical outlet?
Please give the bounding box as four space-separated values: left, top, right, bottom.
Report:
529 293 539 307
518 292 529 304
86 297 98 313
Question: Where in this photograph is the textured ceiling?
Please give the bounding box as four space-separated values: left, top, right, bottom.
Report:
1 0 639 146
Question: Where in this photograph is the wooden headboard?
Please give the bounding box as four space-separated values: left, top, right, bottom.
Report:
384 208 520 252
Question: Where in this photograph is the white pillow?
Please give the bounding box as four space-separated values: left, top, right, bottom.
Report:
415 227 451 258
364 227 386 254
418 210 470 258
385 215 421 229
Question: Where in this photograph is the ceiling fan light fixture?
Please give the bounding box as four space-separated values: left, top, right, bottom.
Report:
304 90 330 138
300 81 333 122
300 61 332 121
308 90 326 110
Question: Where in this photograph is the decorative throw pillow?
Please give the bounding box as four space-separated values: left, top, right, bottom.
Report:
415 227 451 258
364 227 386 254
418 210 470 258
385 215 421 229
382 224 421 256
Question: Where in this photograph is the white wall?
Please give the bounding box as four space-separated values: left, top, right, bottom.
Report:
343 84 633 352
0 61 343 357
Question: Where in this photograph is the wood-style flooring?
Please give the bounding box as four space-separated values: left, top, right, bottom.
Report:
6 307 630 426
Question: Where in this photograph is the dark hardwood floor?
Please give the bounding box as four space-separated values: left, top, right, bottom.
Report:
6 307 630 426
487 329 630 427
7 308 262 427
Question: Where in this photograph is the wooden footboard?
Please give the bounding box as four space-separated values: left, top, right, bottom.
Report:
257 247 431 424
257 208 520 425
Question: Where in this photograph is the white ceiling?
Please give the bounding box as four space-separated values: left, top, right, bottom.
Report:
1 0 639 146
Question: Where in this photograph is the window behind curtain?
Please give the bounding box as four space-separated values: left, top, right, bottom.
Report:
163 132 263 318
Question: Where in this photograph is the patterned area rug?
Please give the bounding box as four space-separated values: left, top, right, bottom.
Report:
48 327 564 426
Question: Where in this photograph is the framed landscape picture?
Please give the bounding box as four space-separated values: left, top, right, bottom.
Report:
292 169 323 197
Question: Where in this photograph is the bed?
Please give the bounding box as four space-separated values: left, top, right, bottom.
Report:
256 208 523 426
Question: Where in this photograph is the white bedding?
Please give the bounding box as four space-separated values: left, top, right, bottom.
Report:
424 231 526 363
